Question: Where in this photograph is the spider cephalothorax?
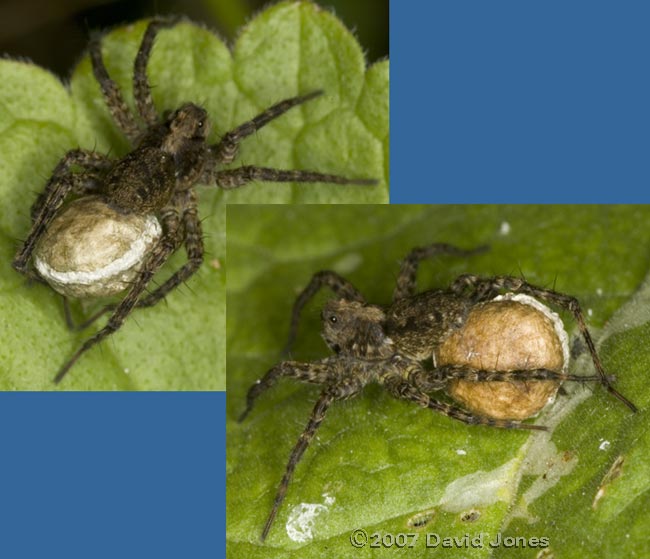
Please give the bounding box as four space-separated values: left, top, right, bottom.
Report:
13 16 375 384
321 299 394 358
239 242 637 541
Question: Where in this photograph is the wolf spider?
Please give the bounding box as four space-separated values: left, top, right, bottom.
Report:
239 242 637 540
12 17 374 384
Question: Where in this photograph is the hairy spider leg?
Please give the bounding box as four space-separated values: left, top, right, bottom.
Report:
91 16 182 138
419 365 609 385
215 166 378 190
383 356 549 430
89 34 141 143
62 298 116 331
133 17 183 125
134 189 204 308
211 90 325 165
450 274 638 413
30 170 104 224
393 243 490 301
203 91 377 189
13 149 112 278
380 369 548 431
53 204 183 383
260 389 335 541
259 375 363 542
238 356 361 540
407 362 611 397
238 359 334 422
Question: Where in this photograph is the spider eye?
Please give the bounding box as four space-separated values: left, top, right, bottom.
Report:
329 315 338 324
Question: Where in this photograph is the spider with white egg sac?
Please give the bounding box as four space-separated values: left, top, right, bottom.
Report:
13 16 375 384
240 242 637 540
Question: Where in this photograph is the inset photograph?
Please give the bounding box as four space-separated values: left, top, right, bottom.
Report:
0 1 388 390
227 204 649 556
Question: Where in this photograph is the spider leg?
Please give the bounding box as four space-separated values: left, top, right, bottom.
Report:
381 370 547 431
89 32 141 143
450 274 638 412
412 364 608 391
134 189 204 308
210 91 324 165
260 379 363 541
13 149 112 278
62 297 74 328
214 166 377 190
53 209 182 384
133 17 182 125
283 271 365 356
30 171 104 224
393 243 489 301
203 91 377 188
260 389 333 541
238 359 335 422
62 298 115 331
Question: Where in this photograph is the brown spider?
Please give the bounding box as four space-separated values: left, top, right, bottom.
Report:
12 17 374 384
239 242 637 541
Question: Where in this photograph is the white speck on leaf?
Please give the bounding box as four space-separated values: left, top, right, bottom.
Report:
499 221 511 235
286 492 335 542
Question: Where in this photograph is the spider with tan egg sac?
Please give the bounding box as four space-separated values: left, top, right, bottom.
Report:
12 16 375 384
239 242 637 541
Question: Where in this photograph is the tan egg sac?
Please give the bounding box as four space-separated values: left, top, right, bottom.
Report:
435 297 567 420
32 196 162 299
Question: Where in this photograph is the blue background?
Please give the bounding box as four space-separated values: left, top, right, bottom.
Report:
392 1 650 202
0 393 224 558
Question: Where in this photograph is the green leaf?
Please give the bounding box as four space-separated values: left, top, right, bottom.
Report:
226 205 650 557
0 2 386 390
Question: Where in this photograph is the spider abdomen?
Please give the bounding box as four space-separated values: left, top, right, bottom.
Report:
33 196 161 298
